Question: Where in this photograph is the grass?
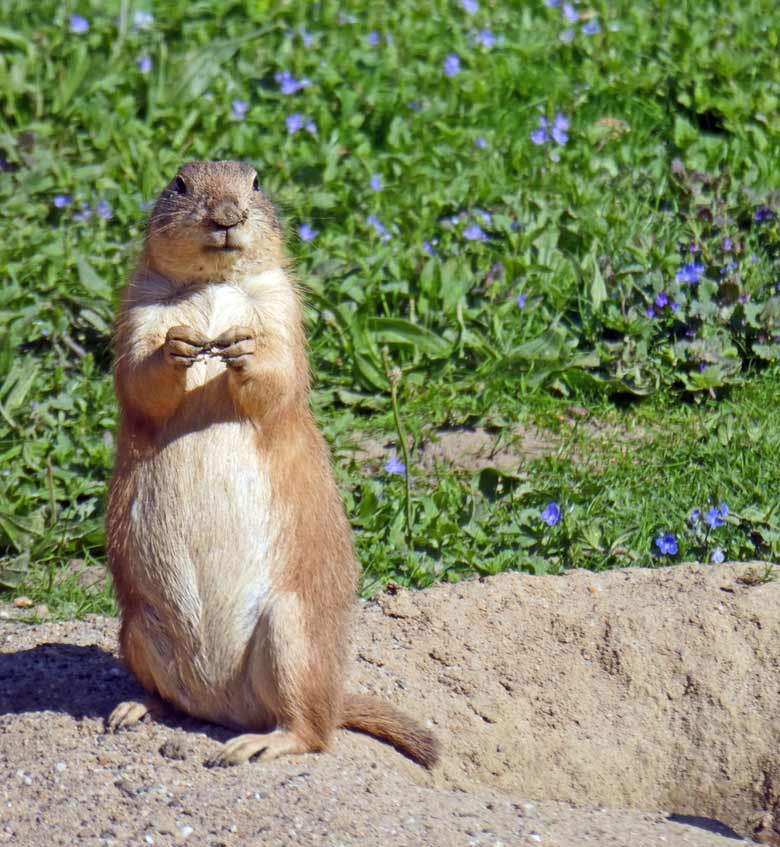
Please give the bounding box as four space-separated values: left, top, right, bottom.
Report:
1 0 780 616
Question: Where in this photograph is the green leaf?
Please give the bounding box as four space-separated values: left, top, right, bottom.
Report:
366 317 451 358
75 255 112 299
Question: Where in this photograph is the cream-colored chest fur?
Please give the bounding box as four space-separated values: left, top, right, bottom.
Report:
120 271 297 719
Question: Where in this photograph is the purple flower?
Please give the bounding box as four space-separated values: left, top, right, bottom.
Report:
422 240 437 256
478 209 492 225
285 113 304 134
136 54 152 74
69 14 89 33
95 199 113 220
655 533 678 556
53 194 72 208
133 10 154 30
722 237 733 252
646 306 655 318
366 31 381 46
561 3 578 23
705 502 728 528
297 27 314 47
475 135 488 149
384 454 406 476
559 28 575 43
545 0 561 6
655 292 669 308
232 99 249 119
298 223 317 242
689 241 700 253
517 292 527 308
475 28 496 48
369 173 382 191
275 70 310 95
304 119 317 135
711 547 725 564
541 502 562 527
463 223 488 241
367 214 391 241
551 113 569 145
755 206 773 221
531 116 548 145
671 302 680 312
676 262 704 284
461 0 479 12
443 54 461 77
74 201 91 221
582 19 600 35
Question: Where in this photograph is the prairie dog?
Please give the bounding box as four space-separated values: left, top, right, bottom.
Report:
106 160 438 768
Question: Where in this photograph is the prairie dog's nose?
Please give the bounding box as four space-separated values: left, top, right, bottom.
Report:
209 197 246 229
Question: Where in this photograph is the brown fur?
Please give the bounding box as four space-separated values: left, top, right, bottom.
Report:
106 160 439 768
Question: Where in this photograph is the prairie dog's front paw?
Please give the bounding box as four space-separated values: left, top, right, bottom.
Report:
210 325 257 370
165 325 210 368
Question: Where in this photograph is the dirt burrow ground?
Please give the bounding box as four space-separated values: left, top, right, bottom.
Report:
1 562 778 847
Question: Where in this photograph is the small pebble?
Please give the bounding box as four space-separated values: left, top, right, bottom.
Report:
55 762 66 772
13 597 33 609
34 604 49 619
180 825 194 839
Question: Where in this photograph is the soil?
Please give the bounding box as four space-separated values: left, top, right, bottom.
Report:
1 562 778 847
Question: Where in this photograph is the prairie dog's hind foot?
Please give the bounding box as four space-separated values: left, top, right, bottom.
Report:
206 729 313 767
106 696 168 733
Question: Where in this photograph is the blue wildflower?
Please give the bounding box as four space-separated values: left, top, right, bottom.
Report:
755 206 773 222
232 99 249 119
297 27 314 47
136 54 152 74
422 239 438 256
285 113 304 134
475 136 488 149
676 262 704 284
655 533 678 555
541 502 562 527
722 237 733 252
298 223 317 242
704 503 727 528
384 454 406 476
53 194 72 208
304 119 317 135
133 10 154 29
711 547 725 564
69 14 89 33
463 224 488 241
531 116 548 145
443 54 461 77
517 292 527 308
275 71 310 95
545 0 561 6
369 173 382 191
74 201 91 221
551 113 569 145
582 19 600 34
475 28 497 48
646 306 655 318
367 214 391 241
561 3 578 23
366 31 380 46
655 292 669 308
461 0 479 12
95 199 113 220
559 28 575 43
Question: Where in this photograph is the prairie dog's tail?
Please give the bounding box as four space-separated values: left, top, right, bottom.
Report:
341 692 440 769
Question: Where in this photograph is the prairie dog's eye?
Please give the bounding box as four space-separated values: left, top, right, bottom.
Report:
175 176 187 195
252 175 260 191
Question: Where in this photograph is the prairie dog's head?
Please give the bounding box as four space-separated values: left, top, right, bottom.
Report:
144 160 285 285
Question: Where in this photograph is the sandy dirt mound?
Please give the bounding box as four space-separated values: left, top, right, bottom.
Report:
1 562 778 846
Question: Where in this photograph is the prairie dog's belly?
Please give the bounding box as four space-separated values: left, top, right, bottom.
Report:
126 421 279 721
